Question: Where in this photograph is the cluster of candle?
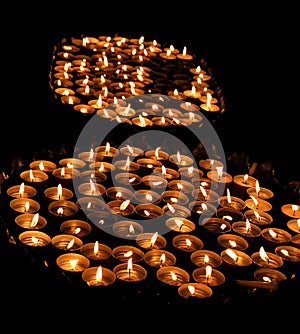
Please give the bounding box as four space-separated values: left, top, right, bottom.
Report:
2 140 300 303
50 33 224 123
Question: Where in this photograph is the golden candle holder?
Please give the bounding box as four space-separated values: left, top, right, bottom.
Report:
216 207 245 223
281 204 300 219
161 190 189 206
218 195 246 211
189 201 217 219
52 167 80 186
253 267 287 286
251 247 283 269
112 220 143 240
275 245 300 263
119 145 144 158
18 230 51 248
114 159 140 172
20 169 49 184
136 232 167 250
261 227 292 247
113 261 147 282
244 209 273 226
198 158 223 173
7 183 37 198
10 198 40 214
163 203 191 219
44 185 74 201
165 217 195 233
76 196 106 212
77 150 104 163
178 282 213 299
245 197 272 212
192 188 219 204
114 172 141 187
56 253 90 273
80 242 112 264
78 170 107 184
60 219 92 238
221 248 252 267
82 266 116 286
167 179 194 194
59 157 86 169
287 218 300 234
246 186 274 201
48 200 78 218
95 144 119 159
106 186 133 201
135 203 164 219
178 166 204 179
77 182 106 197
201 217 231 234
145 149 169 161
133 189 161 205
141 175 168 189
156 265 190 286
107 199 135 217
51 234 83 252
172 234 204 253
291 234 300 248
15 213 47 230
144 249 176 268
190 249 223 268
153 166 179 180
206 169 232 193
192 265 226 286
169 153 193 167
89 161 115 173
29 159 57 173
232 174 258 199
217 233 249 251
232 221 262 239
131 115 153 127
112 245 144 263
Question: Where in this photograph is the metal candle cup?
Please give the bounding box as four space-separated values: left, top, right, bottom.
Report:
82 266 116 286
217 233 249 251
112 220 143 240
18 230 51 248
7 184 37 198
172 234 204 253
190 250 223 268
60 219 92 238
15 213 47 230
245 197 272 212
287 218 300 234
178 282 213 300
113 262 147 282
144 249 176 268
29 159 57 173
10 198 40 214
192 266 226 287
56 253 90 272
136 232 167 250
44 185 74 201
51 234 83 252
112 245 144 264
80 242 112 264
20 169 49 184
251 249 283 269
156 266 190 286
165 217 195 233
48 200 78 218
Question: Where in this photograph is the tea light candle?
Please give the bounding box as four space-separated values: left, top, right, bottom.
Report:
189 201 217 219
165 217 195 234
59 158 86 169
114 172 141 187
113 258 147 282
156 265 190 286
76 196 106 213
207 168 232 192
218 189 246 211
7 183 37 198
18 230 51 248
287 218 300 234
60 219 92 238
15 212 47 230
190 250 223 268
201 217 231 234
95 142 119 159
172 234 204 252
199 158 223 173
78 181 106 197
51 234 83 252
169 151 193 166
133 189 161 205
192 265 226 287
167 179 194 194
112 245 144 263
77 149 104 163
44 184 74 201
275 245 300 263
107 199 135 216
80 241 112 263
179 166 204 179
112 220 143 239
232 174 258 199
89 161 115 173
281 204 300 219
48 200 78 218
244 209 273 226
132 115 152 127
254 267 287 286
20 169 49 183
221 248 252 267
106 186 133 201
82 266 116 286
141 175 168 189
52 167 80 185
136 232 167 250
232 220 262 238
161 190 189 206
217 233 249 251
56 253 90 272
114 158 140 172
78 170 107 184
251 246 283 269
119 145 144 157
261 227 292 246
292 234 300 248
191 188 219 203
152 116 173 126
216 207 245 223
136 158 162 170
135 203 164 219
245 196 272 212
145 149 169 162
164 203 191 219
10 198 40 214
178 282 213 299
153 166 179 180
246 182 274 201
29 160 57 173
144 249 176 268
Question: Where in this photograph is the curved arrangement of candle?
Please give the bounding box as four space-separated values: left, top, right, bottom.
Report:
50 33 224 124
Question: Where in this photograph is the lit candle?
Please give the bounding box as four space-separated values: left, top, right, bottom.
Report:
7 182 37 198
44 184 74 201
172 234 204 253
112 220 143 240
178 282 213 300
51 234 83 252
18 230 51 248
20 169 49 184
245 195 272 212
156 266 190 286
221 248 252 267
217 233 249 251
192 265 226 287
251 246 283 269
144 249 176 268
113 258 147 282
56 253 90 272
48 200 78 218
60 219 92 238
80 241 112 263
136 232 167 250
169 150 194 167
10 198 40 214
190 250 223 268
29 160 57 173
281 204 300 219
82 266 116 287
218 188 246 211
287 218 300 234
112 245 144 264
244 209 273 226
15 212 47 230
107 199 135 216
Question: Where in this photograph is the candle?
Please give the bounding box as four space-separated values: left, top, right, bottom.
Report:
169 151 194 166
218 188 246 211
15 212 47 230
136 232 167 250
281 204 300 219
179 166 204 179
199 158 223 173
107 199 135 216
221 248 252 267
78 170 107 184
244 196 272 212
119 145 144 158
244 209 273 226
163 203 191 219
80 241 112 263
44 184 74 201
141 175 168 189
48 200 78 218
52 167 80 186
232 174 258 199
165 217 195 234
82 266 116 286
76 196 106 212
29 160 57 173
201 217 231 234
18 230 51 248
114 158 140 172
51 234 83 252
287 218 300 234
77 149 104 163
144 249 176 268
56 253 90 272
217 233 249 251
153 166 179 180
172 234 204 252
20 169 49 184
59 158 86 169
7 183 37 198
106 186 133 201
95 142 119 159
60 219 92 238
190 250 223 268
178 282 213 299
251 246 283 269
246 182 274 201
156 266 190 286
167 179 194 194
112 245 144 263
10 198 40 214
113 259 147 282
89 161 115 173
133 189 161 205
191 188 219 203
111 220 143 240
216 207 245 223
132 115 152 127
253 267 287 286
207 168 232 193
275 245 300 263
161 190 189 206
77 181 106 197
114 172 141 187
261 227 292 246
232 220 262 238
192 265 226 287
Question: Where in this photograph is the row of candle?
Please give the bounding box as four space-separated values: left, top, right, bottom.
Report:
2 143 300 302
49 34 224 122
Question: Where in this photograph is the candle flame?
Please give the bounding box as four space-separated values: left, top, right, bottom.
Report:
138 115 147 126
225 248 238 262
126 144 134 155
216 166 223 179
250 195 259 209
220 223 228 230
116 191 122 198
29 169 35 182
19 182 25 197
259 246 269 262
24 201 30 212
89 179 97 195
200 185 207 198
188 285 195 295
150 232 158 247
269 229 278 239
89 148 94 161
69 259 79 270
127 257 133 271
187 166 194 176
229 240 237 248
160 253 166 265
145 193 153 202
96 266 102 282
38 161 45 170
30 213 39 228
67 238 75 250
124 251 133 258
144 209 151 217
120 199 130 211
226 188 231 203
262 276 272 283
57 183 63 199
254 210 261 221
255 180 260 194
129 224 135 234
185 238 192 248
205 265 212 279
292 205 299 215
170 270 177 282
176 150 181 163
125 156 131 170
243 174 249 184
57 207 64 215
245 218 251 232
105 142 110 155
204 254 209 265
31 236 40 245
167 202 176 213
93 241 99 254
